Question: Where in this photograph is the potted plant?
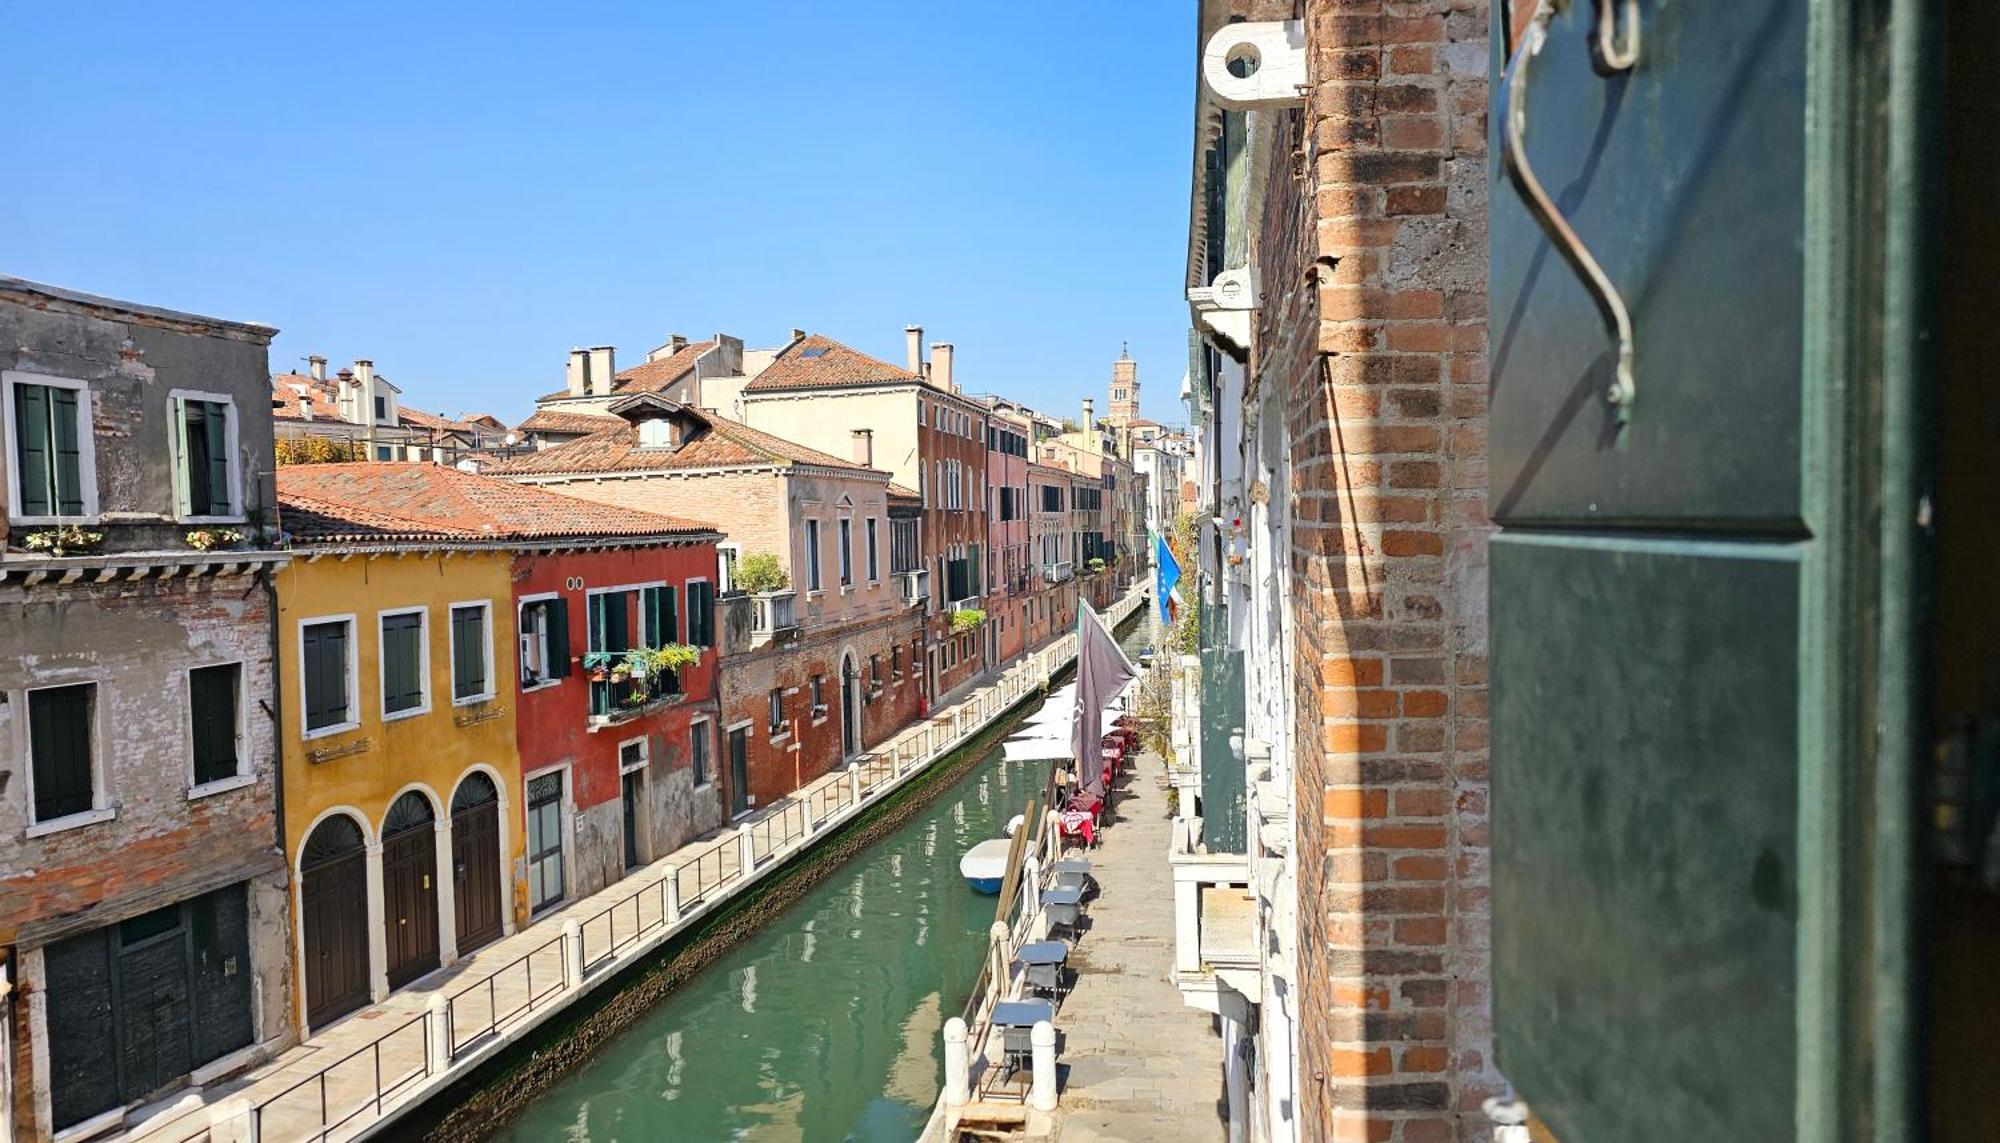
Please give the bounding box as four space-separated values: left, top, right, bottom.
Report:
645 644 702 675
949 607 988 634
184 526 245 552
22 525 105 557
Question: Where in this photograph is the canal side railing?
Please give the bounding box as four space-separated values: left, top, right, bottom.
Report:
143 582 1149 1143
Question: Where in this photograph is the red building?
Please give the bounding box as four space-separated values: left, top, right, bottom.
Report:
511 521 726 912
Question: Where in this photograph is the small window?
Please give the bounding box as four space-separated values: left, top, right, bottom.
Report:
380 610 427 716
189 664 241 786
450 603 492 703
866 518 879 582
838 519 853 587
519 597 571 687
302 619 355 734
690 723 711 786
811 675 825 714
9 377 92 520
374 395 387 421
174 396 236 518
375 445 393 461
686 582 714 648
769 688 785 734
619 739 647 772
804 520 823 592
892 646 903 678
638 419 672 448
29 683 95 823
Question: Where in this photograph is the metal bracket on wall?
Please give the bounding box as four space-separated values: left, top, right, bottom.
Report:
1502 0 1641 429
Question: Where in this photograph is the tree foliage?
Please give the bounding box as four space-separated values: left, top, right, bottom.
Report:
736 551 790 593
275 436 366 465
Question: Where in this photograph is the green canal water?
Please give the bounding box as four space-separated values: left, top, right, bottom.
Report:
495 615 1154 1143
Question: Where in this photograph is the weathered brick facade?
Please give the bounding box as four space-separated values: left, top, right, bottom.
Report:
1250 2 1498 1139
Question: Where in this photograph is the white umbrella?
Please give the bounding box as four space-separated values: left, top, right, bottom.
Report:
1003 738 1071 763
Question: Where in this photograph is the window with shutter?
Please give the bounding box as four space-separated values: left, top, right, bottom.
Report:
29 683 94 822
10 378 92 520
451 604 490 702
380 611 426 715
688 582 714 648
866 518 879 581
176 397 234 517
189 664 241 785
839 519 853 586
302 620 353 733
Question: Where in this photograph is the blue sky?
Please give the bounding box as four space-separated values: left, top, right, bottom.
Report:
5 2 1194 428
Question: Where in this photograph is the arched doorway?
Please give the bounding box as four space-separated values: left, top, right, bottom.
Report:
301 814 370 1028
840 653 860 757
381 792 440 989
450 773 504 953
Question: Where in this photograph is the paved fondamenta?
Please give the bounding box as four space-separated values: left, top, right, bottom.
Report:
1055 750 1227 1142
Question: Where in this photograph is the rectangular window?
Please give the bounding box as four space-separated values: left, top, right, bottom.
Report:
718 544 741 594
805 519 823 591
374 444 393 461
527 771 565 912
174 396 235 518
380 610 427 716
450 603 492 703
302 618 354 734
839 519 853 587
29 683 94 823
866 518 880 581
374 395 387 421
811 674 826 716
519 597 570 687
189 664 241 786
769 688 786 734
892 646 903 678
641 585 677 646
687 581 715 648
690 723 711 787
892 519 919 574
9 377 90 520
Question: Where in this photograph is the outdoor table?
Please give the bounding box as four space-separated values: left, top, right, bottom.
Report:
1043 886 1085 937
1052 858 1091 874
993 998 1057 1074
1015 939 1070 996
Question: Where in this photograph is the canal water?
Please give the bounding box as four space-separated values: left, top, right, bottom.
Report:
495 613 1154 1143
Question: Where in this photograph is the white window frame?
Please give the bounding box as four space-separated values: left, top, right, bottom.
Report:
186 660 254 798
618 734 649 774
689 716 713 789
768 688 789 740
299 613 361 741
2 370 101 525
377 605 433 721
448 599 497 706
838 517 853 589
804 518 823 593
716 543 742 595
168 388 245 523
19 679 115 836
517 591 562 692
810 674 829 726
865 517 880 583
523 760 573 917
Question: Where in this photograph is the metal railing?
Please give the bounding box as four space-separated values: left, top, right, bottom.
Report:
445 932 567 1056
676 834 738 908
245 1009 434 1142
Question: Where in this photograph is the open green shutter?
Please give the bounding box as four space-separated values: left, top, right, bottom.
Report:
203 401 230 513
603 593 629 653
547 598 571 677
14 383 51 516
51 387 83 516
664 586 679 645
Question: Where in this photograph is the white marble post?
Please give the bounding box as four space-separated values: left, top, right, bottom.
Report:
426 994 452 1071
739 826 757 872
1029 1021 1058 1111
560 919 581 987
942 1017 970 1106
662 867 681 925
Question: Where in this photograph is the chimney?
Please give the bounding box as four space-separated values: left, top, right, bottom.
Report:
668 334 688 354
353 359 374 388
932 342 955 393
587 346 616 396
566 348 588 396
299 397 313 422
308 354 327 382
1081 398 1094 432
851 428 874 467
905 325 924 374
335 368 357 423
791 328 807 344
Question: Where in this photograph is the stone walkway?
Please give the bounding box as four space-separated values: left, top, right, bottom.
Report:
1054 751 1227 1142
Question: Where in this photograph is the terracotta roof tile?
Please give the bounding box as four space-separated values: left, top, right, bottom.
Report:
277 463 720 545
489 405 879 477
742 333 923 393
533 341 717 402
516 408 625 435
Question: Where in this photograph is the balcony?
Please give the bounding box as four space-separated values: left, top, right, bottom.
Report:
946 596 982 614
749 590 800 648
1042 561 1073 584
899 568 930 606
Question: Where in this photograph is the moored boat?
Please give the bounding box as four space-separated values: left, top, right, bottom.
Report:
959 838 1015 894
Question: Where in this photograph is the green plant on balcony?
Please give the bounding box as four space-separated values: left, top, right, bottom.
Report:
583 644 701 683
21 525 105 556
736 551 790 594
949 607 987 633
1086 557 1107 573
184 526 245 552
645 643 702 675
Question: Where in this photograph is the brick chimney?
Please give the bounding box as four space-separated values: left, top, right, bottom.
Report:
905 325 924 374
851 428 874 467
308 354 327 382
932 343 955 393
566 348 588 396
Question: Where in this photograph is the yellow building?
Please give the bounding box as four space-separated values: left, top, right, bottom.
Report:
274 467 526 1032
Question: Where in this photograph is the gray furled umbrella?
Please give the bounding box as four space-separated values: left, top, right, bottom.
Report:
1070 602 1137 796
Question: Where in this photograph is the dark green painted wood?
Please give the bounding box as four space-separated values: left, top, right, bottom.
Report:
1489 0 1807 530
1198 594 1246 855
1490 534 1801 1142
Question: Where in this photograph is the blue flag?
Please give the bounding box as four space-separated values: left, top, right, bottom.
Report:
1154 530 1180 625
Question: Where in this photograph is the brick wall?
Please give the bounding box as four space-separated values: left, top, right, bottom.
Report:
1272 1 1498 1139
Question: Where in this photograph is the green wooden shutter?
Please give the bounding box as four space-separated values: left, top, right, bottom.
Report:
304 622 350 730
14 382 52 516
382 614 423 713
547 598 571 677
453 607 486 699
30 685 94 821
203 402 229 513
50 386 83 516
587 593 606 652
190 665 239 784
663 586 679 645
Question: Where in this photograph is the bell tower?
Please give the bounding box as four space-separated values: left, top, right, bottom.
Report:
1108 343 1139 427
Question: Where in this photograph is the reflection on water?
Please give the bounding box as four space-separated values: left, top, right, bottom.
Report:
497 613 1153 1143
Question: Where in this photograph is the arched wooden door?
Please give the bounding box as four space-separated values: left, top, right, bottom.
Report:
381 793 440 989
450 774 504 954
301 816 370 1028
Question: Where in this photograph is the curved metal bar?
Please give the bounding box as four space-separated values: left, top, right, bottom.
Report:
1501 0 1637 425
1595 0 1641 73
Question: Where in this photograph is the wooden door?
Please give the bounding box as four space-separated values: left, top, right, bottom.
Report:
728 728 750 816
302 817 370 1028
451 784 504 954
116 917 193 1102
381 794 440 989
621 769 645 872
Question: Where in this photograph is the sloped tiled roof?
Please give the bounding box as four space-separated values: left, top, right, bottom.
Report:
742 333 923 393
534 340 716 402
489 406 878 478
517 408 625 436
278 463 719 545
270 373 481 435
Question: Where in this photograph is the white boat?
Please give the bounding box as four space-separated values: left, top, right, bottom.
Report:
960 816 1025 894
